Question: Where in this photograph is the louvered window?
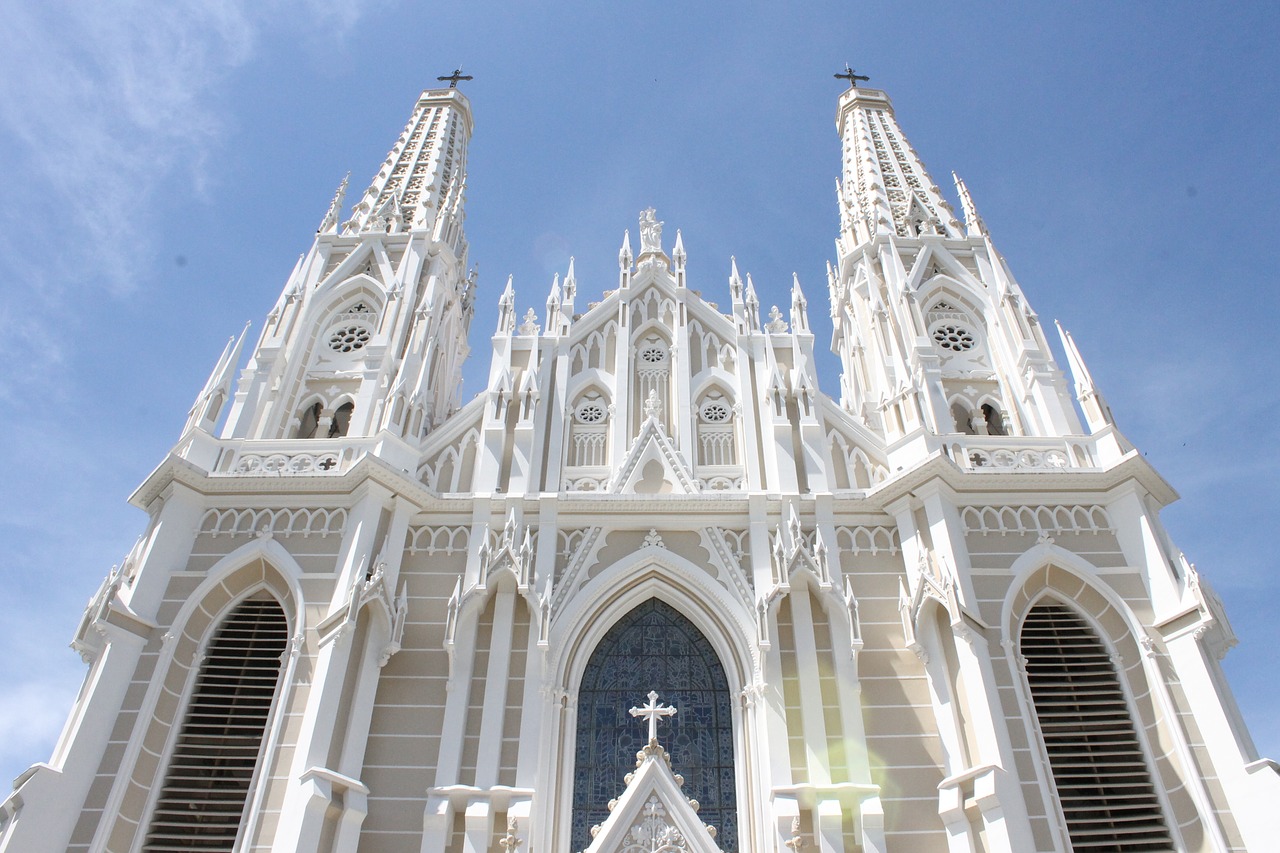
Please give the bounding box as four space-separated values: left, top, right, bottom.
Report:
1021 602 1173 852
143 596 288 852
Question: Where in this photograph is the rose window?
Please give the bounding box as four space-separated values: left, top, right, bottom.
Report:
638 344 668 364
699 400 731 423
932 324 976 352
575 400 607 423
328 325 372 353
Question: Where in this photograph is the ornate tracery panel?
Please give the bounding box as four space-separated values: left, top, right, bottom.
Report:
571 599 737 851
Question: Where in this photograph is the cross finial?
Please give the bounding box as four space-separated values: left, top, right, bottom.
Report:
437 68 473 89
834 64 870 89
629 691 677 745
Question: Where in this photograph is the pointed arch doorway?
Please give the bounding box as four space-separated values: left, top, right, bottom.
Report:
570 598 738 851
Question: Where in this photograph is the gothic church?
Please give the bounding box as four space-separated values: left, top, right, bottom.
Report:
1 79 1276 853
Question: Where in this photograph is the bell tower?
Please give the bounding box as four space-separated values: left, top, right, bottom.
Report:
220 86 476 449
828 84 1093 472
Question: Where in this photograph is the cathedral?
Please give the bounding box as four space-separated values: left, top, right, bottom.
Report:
0 76 1276 853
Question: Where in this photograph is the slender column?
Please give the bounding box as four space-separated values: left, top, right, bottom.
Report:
786 587 831 788
474 589 516 789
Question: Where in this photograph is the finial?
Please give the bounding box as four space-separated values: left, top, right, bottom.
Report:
436 68 473 89
673 228 686 261
318 172 350 233
619 230 632 264
952 171 987 237
834 64 870 89
643 388 662 421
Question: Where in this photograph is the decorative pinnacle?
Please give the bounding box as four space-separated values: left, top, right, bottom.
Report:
630 691 677 745
436 68 473 89
834 64 870 89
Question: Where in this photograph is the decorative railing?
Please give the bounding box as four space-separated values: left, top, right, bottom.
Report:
214 440 367 477
944 436 1095 472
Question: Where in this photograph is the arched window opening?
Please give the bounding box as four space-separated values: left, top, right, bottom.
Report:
632 334 671 433
1021 602 1172 852
696 391 736 466
982 403 1007 437
951 401 977 435
143 595 288 852
296 402 323 439
571 599 737 851
328 402 354 438
569 393 609 467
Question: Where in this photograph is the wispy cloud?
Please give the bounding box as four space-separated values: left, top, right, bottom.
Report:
0 0 370 402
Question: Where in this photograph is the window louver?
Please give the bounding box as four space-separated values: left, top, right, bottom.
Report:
143 598 288 852
1022 603 1173 852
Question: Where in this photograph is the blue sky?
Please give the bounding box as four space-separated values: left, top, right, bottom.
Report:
0 1 1276 787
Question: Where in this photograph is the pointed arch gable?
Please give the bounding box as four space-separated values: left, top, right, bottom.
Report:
307 273 388 327
550 554 756 696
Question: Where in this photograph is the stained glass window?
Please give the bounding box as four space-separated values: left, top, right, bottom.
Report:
570 598 737 851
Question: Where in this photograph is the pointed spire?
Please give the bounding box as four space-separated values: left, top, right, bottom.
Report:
318 172 349 234
562 257 577 310
744 273 761 330
184 321 250 435
619 230 633 267
671 229 687 287
497 275 516 333
1056 321 1114 431
729 256 744 303
790 273 809 332
346 86 473 233
952 172 987 237
835 85 962 241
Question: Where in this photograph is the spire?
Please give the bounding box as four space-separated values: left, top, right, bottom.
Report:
952 172 987 237
183 321 250 436
563 257 577 307
1056 322 1114 431
744 273 761 331
672 229 686 287
344 86 474 235
619 230 633 289
497 275 516 333
619 230 632 266
317 172 349 234
835 85 962 243
790 273 809 332
729 256 743 302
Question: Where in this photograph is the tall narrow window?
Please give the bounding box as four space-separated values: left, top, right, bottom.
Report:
1021 602 1173 852
143 595 288 852
571 599 736 851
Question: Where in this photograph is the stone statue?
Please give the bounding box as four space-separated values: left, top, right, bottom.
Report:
639 207 663 254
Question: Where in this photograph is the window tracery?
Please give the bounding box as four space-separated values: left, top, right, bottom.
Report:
572 599 736 852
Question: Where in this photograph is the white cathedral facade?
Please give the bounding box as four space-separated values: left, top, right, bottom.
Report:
0 81 1276 853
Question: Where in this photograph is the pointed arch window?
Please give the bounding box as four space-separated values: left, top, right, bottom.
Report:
696 391 736 467
1021 602 1173 852
143 595 288 852
569 392 609 468
571 599 737 851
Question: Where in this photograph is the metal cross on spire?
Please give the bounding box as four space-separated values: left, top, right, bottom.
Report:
630 691 677 745
834 64 870 89
437 68 473 88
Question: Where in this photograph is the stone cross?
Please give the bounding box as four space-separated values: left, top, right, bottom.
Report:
630 691 677 745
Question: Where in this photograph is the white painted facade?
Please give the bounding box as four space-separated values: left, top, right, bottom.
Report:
0 82 1276 853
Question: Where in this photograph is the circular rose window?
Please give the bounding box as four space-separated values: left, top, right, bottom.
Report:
700 400 731 423
932 324 976 352
329 325 372 353
575 400 607 423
